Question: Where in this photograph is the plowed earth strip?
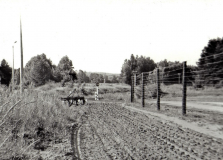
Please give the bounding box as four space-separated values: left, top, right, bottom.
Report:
78 103 223 159
124 105 223 140
79 119 112 159
93 103 223 159
109 106 203 160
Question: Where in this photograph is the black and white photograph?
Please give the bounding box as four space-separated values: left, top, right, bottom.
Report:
0 0 223 159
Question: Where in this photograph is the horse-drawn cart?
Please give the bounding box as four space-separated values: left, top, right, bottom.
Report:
61 96 86 107
60 88 87 107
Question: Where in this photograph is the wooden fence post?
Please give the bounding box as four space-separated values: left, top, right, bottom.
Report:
131 76 134 103
133 71 137 88
182 61 187 115
157 68 160 110
132 71 137 103
142 73 145 107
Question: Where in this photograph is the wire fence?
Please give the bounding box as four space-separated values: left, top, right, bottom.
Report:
130 57 223 115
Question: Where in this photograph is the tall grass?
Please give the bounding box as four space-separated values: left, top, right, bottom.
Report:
0 88 80 159
102 92 130 102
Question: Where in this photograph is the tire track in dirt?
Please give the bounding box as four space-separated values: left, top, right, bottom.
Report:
70 112 88 160
77 124 82 159
71 123 81 160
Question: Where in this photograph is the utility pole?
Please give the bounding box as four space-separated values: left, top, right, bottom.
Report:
12 41 17 91
182 61 187 115
20 16 24 94
157 68 160 110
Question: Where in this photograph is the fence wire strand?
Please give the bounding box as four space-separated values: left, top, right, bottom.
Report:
198 51 223 60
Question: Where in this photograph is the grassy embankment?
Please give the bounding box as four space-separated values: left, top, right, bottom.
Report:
0 82 130 159
0 85 86 159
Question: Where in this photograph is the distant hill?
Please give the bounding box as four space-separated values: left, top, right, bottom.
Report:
86 72 119 77
85 72 120 81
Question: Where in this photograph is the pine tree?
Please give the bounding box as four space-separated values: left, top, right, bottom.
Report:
197 37 223 85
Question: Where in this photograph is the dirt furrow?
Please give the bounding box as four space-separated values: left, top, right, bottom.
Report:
88 103 223 159
89 113 134 159
112 108 202 160
79 113 111 160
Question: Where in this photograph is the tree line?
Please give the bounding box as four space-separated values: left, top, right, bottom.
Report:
0 53 120 87
120 37 223 87
1 37 223 87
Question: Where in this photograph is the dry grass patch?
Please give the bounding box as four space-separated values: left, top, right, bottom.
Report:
0 89 82 159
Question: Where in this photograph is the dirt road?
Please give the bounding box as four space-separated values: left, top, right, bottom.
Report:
149 101 223 113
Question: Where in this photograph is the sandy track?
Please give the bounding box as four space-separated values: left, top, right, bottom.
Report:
149 101 223 113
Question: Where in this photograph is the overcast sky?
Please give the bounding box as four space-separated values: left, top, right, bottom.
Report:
0 0 223 73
